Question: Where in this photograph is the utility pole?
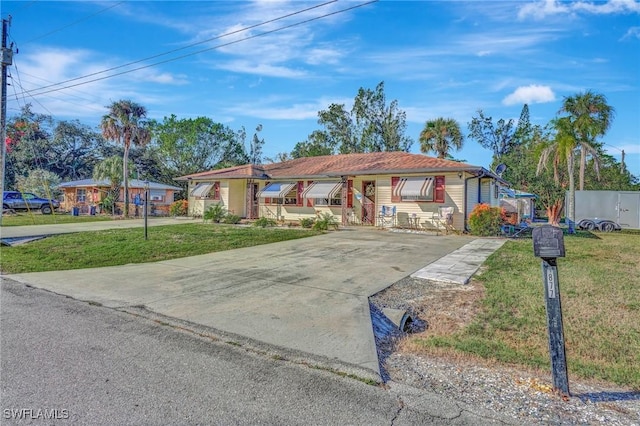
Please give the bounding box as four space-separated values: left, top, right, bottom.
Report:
1 17 13 225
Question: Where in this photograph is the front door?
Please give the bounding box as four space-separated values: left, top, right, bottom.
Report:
361 181 376 225
246 183 259 219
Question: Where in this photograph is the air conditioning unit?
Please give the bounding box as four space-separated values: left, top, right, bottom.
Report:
151 196 163 201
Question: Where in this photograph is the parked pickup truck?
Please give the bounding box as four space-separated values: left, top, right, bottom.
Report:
2 191 60 214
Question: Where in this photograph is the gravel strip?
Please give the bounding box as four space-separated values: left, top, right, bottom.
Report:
370 277 640 425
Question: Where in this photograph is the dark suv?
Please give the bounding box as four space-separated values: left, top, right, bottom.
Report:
2 191 60 214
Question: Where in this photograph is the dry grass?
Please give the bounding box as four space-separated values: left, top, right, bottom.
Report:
402 232 640 389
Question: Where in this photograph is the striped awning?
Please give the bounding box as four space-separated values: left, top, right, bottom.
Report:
257 182 296 199
393 177 434 198
191 183 213 198
301 181 342 199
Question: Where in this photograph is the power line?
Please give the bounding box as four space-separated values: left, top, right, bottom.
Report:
12 69 107 109
20 0 341 97
24 1 125 44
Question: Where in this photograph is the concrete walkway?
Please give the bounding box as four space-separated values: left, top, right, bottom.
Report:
2 222 504 379
411 238 506 284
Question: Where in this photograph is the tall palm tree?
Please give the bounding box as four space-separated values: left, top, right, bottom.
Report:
560 91 613 190
101 100 151 216
537 117 577 227
419 117 464 159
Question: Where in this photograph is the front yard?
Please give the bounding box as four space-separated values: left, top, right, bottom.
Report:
397 232 640 389
0 224 321 273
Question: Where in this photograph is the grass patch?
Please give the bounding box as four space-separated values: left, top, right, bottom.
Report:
1 212 114 226
0 224 321 273
407 233 640 390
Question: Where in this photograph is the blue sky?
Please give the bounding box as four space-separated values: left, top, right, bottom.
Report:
3 0 639 177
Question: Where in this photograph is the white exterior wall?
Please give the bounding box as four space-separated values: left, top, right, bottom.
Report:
187 180 227 217
351 173 466 230
227 180 246 217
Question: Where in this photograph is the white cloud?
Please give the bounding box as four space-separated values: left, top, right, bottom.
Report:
215 60 307 78
502 85 556 105
519 0 640 20
10 47 189 121
518 0 570 20
621 26 640 40
573 0 640 14
224 95 352 121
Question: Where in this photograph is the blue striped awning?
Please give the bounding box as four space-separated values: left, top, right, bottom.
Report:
257 182 296 199
301 181 342 199
393 177 433 198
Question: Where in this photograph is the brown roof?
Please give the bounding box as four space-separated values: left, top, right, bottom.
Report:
177 152 486 181
176 164 268 181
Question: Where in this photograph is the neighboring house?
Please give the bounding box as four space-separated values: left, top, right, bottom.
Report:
176 152 507 232
58 179 182 216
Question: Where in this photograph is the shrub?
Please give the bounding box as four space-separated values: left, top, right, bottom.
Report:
313 212 339 231
203 204 227 223
99 194 115 214
468 203 504 236
169 199 188 217
299 217 316 228
223 214 241 224
254 217 277 228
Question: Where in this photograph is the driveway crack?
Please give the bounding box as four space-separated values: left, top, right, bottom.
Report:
390 397 404 425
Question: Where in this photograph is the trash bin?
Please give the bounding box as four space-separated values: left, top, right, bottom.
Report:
89 206 96 216
72 207 79 216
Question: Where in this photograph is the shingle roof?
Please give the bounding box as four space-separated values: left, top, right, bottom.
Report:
177 152 485 181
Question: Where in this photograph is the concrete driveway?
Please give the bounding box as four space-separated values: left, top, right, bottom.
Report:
3 227 475 378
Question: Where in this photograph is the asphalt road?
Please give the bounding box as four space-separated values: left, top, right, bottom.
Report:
0 280 507 425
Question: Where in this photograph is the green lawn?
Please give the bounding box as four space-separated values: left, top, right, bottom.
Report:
0 224 321 273
1 212 115 226
407 232 640 390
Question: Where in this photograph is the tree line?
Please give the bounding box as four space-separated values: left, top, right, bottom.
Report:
4 82 637 220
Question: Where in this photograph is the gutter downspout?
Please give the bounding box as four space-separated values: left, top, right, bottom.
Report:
463 169 490 233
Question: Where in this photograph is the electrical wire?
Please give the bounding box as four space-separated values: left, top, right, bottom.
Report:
20 0 339 96
24 1 125 44
13 69 107 111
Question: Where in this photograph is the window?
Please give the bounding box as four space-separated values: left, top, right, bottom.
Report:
283 186 298 205
77 188 87 203
314 192 342 206
302 181 342 207
191 183 213 198
260 182 301 205
150 190 165 202
391 176 445 203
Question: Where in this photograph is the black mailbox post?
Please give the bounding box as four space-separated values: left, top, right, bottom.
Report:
532 225 569 396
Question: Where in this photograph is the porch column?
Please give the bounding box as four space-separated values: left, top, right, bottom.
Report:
341 176 348 226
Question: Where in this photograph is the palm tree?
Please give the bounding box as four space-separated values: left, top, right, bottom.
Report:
560 91 614 190
537 117 577 227
101 100 151 216
93 156 132 215
419 117 464 159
